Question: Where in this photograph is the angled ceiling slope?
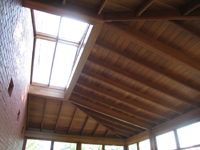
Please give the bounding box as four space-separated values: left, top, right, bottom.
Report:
25 0 200 139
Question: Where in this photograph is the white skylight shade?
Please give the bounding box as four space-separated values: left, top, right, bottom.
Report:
59 17 88 43
34 10 60 36
50 43 77 87
32 39 55 85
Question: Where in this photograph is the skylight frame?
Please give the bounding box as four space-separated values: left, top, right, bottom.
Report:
30 9 90 90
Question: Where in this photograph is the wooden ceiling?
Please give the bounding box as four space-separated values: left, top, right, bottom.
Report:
26 0 200 139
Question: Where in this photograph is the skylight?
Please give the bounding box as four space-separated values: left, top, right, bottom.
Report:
31 10 90 88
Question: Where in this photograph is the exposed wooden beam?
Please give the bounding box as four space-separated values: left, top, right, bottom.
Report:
74 86 162 124
25 131 126 145
55 101 63 132
63 22 104 102
41 99 47 131
181 0 200 15
95 41 200 92
26 96 30 129
104 23 200 75
136 0 155 16
78 106 144 132
169 21 200 40
69 94 152 129
126 131 150 145
68 108 77 133
22 0 104 24
97 0 108 15
104 10 200 21
104 130 109 137
93 123 100 136
81 116 89 135
84 59 184 113
75 104 123 139
106 127 130 138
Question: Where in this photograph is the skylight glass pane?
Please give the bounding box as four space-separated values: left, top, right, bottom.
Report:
156 131 176 150
34 10 60 36
50 43 77 87
177 122 200 148
32 39 55 85
59 17 88 42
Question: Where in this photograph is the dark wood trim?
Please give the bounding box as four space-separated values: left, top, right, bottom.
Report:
22 138 27 150
136 0 155 16
55 101 63 132
93 123 100 136
81 116 89 135
95 41 200 93
104 10 200 22
50 141 54 150
25 131 126 145
169 21 200 40
181 0 200 15
174 130 181 150
69 95 152 129
68 108 77 133
26 96 30 130
97 0 108 15
41 99 47 131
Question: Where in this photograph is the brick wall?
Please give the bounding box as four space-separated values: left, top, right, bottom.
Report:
0 0 33 149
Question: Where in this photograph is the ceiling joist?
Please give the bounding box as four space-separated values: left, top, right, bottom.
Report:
55 101 63 132
68 108 77 133
181 0 200 15
97 0 108 15
103 23 200 80
135 0 155 16
40 99 47 131
82 69 182 115
69 95 152 130
104 10 200 22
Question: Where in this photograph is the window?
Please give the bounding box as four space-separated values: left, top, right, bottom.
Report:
25 139 51 150
81 144 102 150
128 143 137 150
177 121 200 148
139 139 150 150
105 145 124 150
156 131 176 150
53 142 76 150
32 10 90 88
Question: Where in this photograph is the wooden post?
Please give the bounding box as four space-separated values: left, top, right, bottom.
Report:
77 142 81 150
124 145 128 150
149 130 156 150
22 138 27 150
102 145 105 150
137 142 139 150
50 141 54 150
174 130 181 150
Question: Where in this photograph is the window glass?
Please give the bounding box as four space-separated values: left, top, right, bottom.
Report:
50 43 77 87
177 122 200 148
139 139 150 150
53 142 76 150
81 144 102 150
34 10 60 36
128 143 137 150
156 131 176 150
59 17 88 43
32 39 55 85
25 139 51 150
105 145 124 150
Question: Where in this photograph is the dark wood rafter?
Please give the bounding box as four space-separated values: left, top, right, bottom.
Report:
135 0 155 16
169 21 200 40
74 104 123 139
85 59 191 114
73 86 164 124
81 116 89 135
181 0 200 15
26 96 30 129
69 94 152 129
41 99 47 131
103 23 200 76
104 130 109 137
97 0 108 15
68 108 77 133
55 101 63 132
79 106 144 132
93 123 100 136
104 10 200 22
95 41 200 93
